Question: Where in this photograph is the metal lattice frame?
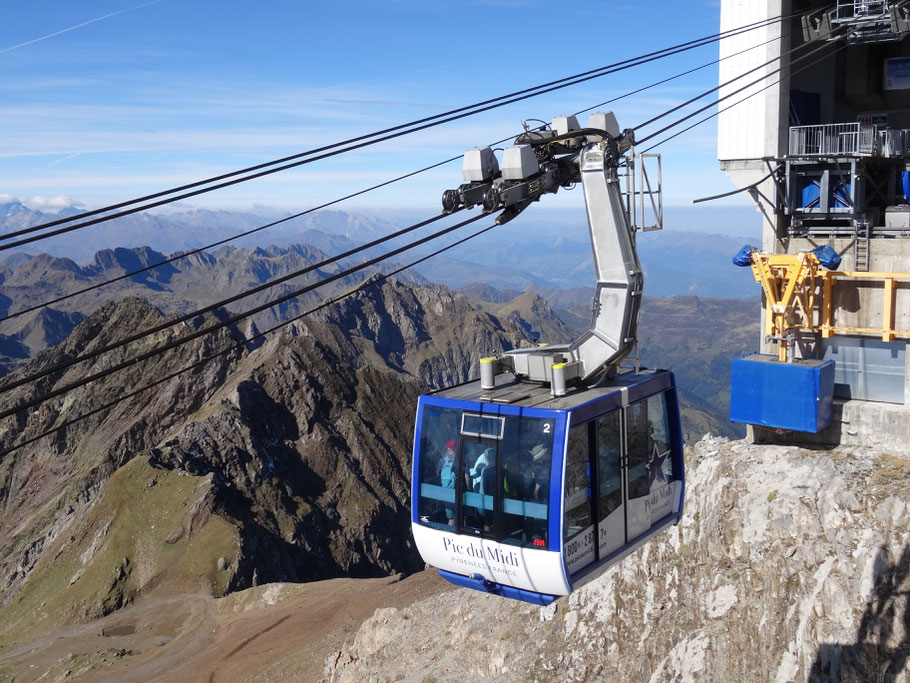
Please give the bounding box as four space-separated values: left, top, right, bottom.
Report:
746 251 910 360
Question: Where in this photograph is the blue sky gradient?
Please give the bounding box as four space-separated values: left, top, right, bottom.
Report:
1 1 752 216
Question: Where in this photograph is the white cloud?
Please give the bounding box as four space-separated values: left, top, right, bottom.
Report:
23 194 82 211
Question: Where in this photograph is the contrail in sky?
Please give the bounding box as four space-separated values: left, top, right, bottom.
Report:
1 1 161 55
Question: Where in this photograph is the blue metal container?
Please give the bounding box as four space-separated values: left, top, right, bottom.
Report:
800 178 821 208
730 353 835 433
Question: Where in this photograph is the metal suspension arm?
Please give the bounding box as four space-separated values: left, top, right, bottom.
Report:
442 113 644 391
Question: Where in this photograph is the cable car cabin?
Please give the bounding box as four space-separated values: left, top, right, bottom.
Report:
411 368 685 606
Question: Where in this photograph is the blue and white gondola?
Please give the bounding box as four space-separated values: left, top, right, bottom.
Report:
411 368 685 605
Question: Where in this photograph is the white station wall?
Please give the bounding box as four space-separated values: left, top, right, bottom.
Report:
718 0 787 163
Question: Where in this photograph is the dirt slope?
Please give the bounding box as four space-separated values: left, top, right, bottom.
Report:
0 570 450 682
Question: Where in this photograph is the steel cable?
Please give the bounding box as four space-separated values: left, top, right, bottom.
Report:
0 219 499 456
2 31 786 324
639 40 850 155
0 9 821 420
0 13 793 251
0 212 485 421
634 36 842 148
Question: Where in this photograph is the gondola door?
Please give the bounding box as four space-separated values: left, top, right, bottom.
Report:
595 410 625 560
564 388 681 580
456 411 504 537
563 422 595 574
625 392 677 541
458 438 498 535
564 407 627 575
625 396 652 540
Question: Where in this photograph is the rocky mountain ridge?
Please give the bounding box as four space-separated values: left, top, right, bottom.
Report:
0 242 427 376
0 279 539 646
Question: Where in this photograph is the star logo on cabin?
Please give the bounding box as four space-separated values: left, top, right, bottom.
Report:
647 442 669 490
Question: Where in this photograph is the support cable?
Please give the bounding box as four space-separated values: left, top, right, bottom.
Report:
2 31 790 324
573 27 785 118
634 37 842 148
0 21 842 447
638 40 850 155
0 13 792 251
0 220 499 456
632 29 836 139
0 9 820 419
8 11 783 239
0 212 485 421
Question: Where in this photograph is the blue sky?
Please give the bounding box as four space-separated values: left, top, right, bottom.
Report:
0 1 752 216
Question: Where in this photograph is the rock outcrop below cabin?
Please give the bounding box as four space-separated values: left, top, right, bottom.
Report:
326 436 910 682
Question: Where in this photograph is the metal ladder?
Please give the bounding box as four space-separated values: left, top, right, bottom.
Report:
854 222 871 271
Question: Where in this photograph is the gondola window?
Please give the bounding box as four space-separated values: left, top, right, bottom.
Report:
500 416 553 548
596 411 622 517
416 405 462 529
564 424 592 540
416 406 554 547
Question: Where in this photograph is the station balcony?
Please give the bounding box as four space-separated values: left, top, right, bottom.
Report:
788 122 910 158
773 123 910 269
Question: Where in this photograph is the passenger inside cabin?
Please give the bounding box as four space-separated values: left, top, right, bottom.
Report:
502 444 548 544
468 447 494 492
439 439 457 526
459 444 494 532
527 444 548 502
504 445 547 502
437 439 456 476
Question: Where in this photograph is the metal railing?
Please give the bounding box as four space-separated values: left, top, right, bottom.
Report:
789 123 910 157
878 128 910 156
830 0 909 42
789 123 877 156
620 153 663 232
834 1 891 23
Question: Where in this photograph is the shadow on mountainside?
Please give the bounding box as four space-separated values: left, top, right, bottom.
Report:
810 544 910 682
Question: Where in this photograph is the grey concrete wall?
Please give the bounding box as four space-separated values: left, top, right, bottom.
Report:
750 397 910 451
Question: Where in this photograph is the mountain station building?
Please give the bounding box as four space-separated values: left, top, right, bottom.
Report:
718 0 910 447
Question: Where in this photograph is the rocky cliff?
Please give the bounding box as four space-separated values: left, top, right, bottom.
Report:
0 243 376 375
326 436 910 682
0 278 537 645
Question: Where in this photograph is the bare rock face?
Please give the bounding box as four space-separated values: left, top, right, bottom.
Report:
305 280 530 389
326 436 910 682
0 277 542 641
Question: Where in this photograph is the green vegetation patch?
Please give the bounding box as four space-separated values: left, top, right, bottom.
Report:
870 452 910 500
0 457 239 646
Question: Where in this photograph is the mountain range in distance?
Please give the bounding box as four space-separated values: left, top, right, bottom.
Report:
0 240 755 439
0 195 762 438
1 197 761 298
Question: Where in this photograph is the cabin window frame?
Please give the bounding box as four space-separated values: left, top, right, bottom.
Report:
415 401 556 550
